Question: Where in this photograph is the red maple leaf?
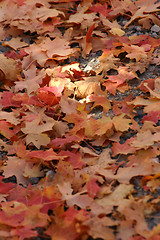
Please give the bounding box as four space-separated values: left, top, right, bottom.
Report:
58 150 85 169
86 178 101 198
0 176 15 194
142 111 160 123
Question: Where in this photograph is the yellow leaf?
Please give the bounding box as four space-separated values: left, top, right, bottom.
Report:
109 28 125 36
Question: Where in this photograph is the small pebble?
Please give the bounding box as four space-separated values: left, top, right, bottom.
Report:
135 32 142 36
29 177 39 184
151 32 158 38
136 26 141 32
151 25 160 33
69 56 76 63
122 20 127 26
46 170 55 181
128 26 136 31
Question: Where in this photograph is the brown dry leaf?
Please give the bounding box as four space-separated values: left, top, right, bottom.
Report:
98 148 116 169
59 96 78 115
113 114 132 132
54 121 69 138
95 115 114 137
135 0 160 13
24 44 48 67
23 163 44 178
14 79 40 94
124 0 160 28
2 156 28 186
26 133 50 149
67 4 98 30
116 148 160 183
40 37 78 59
100 16 125 36
84 216 116 240
109 0 135 17
15 68 46 94
143 101 160 113
0 26 5 40
124 44 148 62
57 182 93 209
96 184 133 207
96 50 118 76
21 109 55 135
124 6 148 28
0 111 20 125
118 201 150 238
33 6 64 22
3 37 28 50
87 94 111 113
154 78 160 94
116 220 135 240
130 130 154 150
128 96 156 106
0 54 19 81
138 14 160 29
75 76 101 98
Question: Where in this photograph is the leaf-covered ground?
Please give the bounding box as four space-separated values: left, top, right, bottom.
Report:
0 0 160 239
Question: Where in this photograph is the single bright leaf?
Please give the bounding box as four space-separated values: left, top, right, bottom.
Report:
109 28 125 36
113 114 132 132
37 88 60 106
40 85 64 97
63 111 92 136
87 94 111 113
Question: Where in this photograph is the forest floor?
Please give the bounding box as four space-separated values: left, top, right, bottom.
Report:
0 0 160 240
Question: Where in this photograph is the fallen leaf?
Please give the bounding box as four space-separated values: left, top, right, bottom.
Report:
0 54 19 81
58 182 93 208
2 156 28 186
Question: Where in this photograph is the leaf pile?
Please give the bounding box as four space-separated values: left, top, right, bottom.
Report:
0 0 160 239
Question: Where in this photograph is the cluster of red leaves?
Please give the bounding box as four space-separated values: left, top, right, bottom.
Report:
0 0 160 239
